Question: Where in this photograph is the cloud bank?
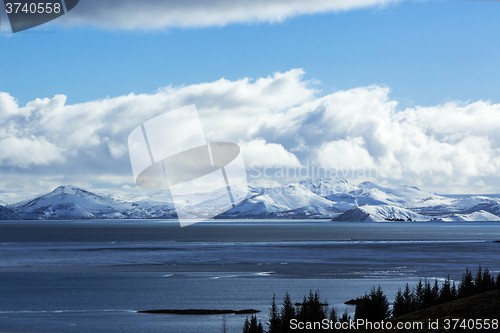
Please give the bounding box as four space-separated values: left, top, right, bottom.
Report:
60 0 399 30
1 68 500 193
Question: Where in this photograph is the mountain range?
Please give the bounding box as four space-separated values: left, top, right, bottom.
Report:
2 179 500 221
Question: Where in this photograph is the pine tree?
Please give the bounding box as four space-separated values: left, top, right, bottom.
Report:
482 268 492 292
328 307 338 333
475 265 483 293
337 310 350 333
354 293 369 321
280 292 295 333
459 268 474 298
250 315 263 333
431 279 439 305
422 280 434 308
268 294 280 333
403 283 414 314
243 317 251 333
354 286 390 322
243 315 264 333
297 290 327 326
370 286 391 321
451 281 457 299
414 279 424 310
438 275 453 303
392 288 405 317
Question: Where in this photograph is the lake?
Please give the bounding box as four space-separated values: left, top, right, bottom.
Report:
1 220 500 332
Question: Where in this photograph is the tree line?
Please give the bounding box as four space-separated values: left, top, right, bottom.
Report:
392 265 500 317
240 266 500 332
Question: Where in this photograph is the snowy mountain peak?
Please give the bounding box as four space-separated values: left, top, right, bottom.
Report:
299 178 357 196
2 179 500 221
52 185 80 195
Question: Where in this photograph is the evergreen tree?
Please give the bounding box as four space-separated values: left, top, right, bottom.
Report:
243 317 251 333
354 286 390 322
297 291 327 325
431 279 440 305
328 307 338 333
414 279 424 310
243 315 264 333
438 275 453 304
268 294 280 333
422 280 435 308
371 286 391 321
403 283 414 314
475 265 483 293
459 268 474 298
392 288 405 317
451 281 457 299
280 292 295 333
482 268 492 292
497 272 500 289
250 315 263 333
296 291 328 332
338 310 350 333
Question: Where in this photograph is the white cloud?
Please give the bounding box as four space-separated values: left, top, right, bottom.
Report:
316 137 376 169
61 0 399 30
0 135 63 168
2 68 500 193
239 138 301 168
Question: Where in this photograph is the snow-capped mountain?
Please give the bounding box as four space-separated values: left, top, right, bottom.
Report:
333 205 428 222
3 179 500 221
11 185 126 220
223 183 340 218
9 185 176 220
432 210 500 222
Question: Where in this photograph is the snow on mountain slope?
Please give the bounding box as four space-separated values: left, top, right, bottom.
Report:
299 178 357 196
227 183 335 216
355 182 453 208
434 210 500 222
4 180 500 221
333 205 429 222
11 185 125 220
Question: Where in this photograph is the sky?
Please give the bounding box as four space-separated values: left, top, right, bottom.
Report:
1 0 500 195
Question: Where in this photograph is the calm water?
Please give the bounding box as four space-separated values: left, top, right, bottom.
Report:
1 220 500 333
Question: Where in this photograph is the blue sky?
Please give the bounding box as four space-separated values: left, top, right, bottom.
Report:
1 0 500 194
1 1 499 107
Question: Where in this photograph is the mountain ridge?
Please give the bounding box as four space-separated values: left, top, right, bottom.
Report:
2 180 500 221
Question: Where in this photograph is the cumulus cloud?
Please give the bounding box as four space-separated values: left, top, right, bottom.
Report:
0 136 63 168
0 69 313 191
239 138 302 168
61 0 399 30
316 137 376 170
2 68 500 193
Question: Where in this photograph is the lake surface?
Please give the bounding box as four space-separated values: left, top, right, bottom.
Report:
1 220 500 333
